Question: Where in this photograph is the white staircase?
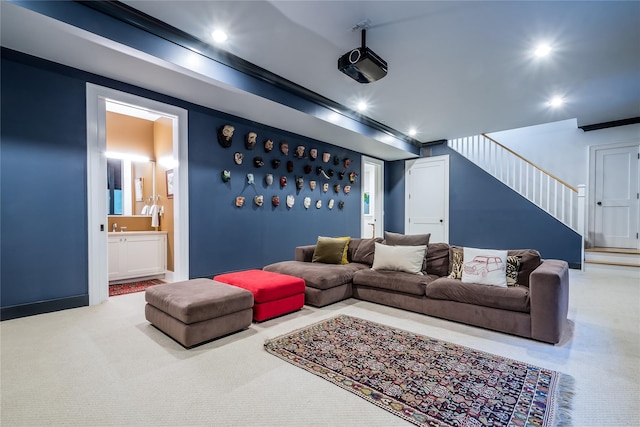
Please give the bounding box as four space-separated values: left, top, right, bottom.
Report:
448 134 585 235
584 248 640 268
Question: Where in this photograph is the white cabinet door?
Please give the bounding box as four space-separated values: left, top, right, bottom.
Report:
405 156 449 243
108 233 167 281
108 237 125 277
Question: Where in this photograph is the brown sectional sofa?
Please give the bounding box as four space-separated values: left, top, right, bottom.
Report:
263 236 569 344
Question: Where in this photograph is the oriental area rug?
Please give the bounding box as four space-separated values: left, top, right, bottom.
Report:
109 279 164 297
264 315 573 427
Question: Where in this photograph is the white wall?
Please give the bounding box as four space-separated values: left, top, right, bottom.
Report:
488 119 640 187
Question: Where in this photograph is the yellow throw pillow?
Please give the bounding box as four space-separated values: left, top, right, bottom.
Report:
335 236 351 264
312 236 350 264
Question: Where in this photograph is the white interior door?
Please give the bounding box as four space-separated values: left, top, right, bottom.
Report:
361 156 384 238
405 156 449 243
593 144 639 248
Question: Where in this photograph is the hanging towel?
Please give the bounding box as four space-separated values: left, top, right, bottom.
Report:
141 205 150 215
150 204 159 227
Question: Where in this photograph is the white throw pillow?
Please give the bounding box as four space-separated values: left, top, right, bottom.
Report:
371 243 427 275
461 247 508 287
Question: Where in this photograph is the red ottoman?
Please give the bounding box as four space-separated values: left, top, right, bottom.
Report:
214 270 305 322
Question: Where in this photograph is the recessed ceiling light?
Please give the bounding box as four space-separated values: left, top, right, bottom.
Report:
408 128 417 137
534 43 552 58
548 96 565 107
356 101 368 112
211 29 228 43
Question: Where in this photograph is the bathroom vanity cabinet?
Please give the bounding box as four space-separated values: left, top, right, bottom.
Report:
108 231 167 281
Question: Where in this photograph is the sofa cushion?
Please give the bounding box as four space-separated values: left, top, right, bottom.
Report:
506 255 521 286
447 246 464 279
353 269 438 296
425 277 530 313
507 249 541 287
352 238 382 265
384 231 431 246
312 236 350 264
372 243 427 275
425 242 450 277
461 247 508 287
263 261 368 290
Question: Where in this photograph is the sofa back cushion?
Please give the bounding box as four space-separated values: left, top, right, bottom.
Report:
384 231 431 273
425 242 450 277
351 238 382 265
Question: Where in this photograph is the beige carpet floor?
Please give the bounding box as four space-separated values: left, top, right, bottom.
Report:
1 266 638 426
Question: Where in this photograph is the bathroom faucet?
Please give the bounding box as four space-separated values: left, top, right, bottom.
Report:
112 223 117 232
120 226 127 232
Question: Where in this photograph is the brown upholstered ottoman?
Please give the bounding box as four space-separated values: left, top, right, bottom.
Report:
145 278 253 348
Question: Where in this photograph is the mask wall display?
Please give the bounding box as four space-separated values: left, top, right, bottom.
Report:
309 180 317 191
338 171 345 180
295 145 305 158
272 195 280 207
327 169 335 178
253 156 264 168
349 172 358 183
334 184 341 194
322 152 330 163
338 201 345 210
296 177 304 190
271 159 281 169
328 199 335 210
265 174 274 186
304 165 312 174
343 185 351 194
217 124 234 148
287 160 294 173
280 141 289 155
234 152 243 165
246 173 255 185
286 194 295 208
322 183 329 193
315 200 322 209
221 170 231 183
245 131 257 150
303 197 311 209
235 196 245 207
254 195 264 207
309 148 318 160
333 155 340 165
280 176 287 188
264 139 274 152
343 158 351 169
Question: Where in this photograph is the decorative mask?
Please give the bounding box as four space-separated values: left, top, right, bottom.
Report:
315 200 322 209
265 174 274 186
343 158 351 169
286 194 295 208
327 169 335 178
328 199 335 210
309 148 318 160
316 166 323 176
338 171 345 180
296 177 304 190
254 195 264 207
295 145 305 158
271 159 281 169
309 180 317 191
280 176 287 188
303 197 311 209
334 184 341 194
333 155 340 165
338 201 345 210
280 141 289 155
304 165 312 174
245 131 257 150
343 185 351 194
287 160 294 173
217 124 234 148
322 152 330 163
253 156 264 168
322 183 329 193
235 196 245 207
246 173 254 185
234 152 243 165
221 170 231 183
264 139 274 152
272 195 280 207
349 172 358 183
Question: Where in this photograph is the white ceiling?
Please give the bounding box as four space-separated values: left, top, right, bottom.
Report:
2 1 639 160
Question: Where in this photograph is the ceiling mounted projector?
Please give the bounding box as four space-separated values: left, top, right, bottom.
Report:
338 29 387 84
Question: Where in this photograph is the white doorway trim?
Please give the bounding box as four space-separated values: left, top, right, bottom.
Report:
86 83 189 305
361 156 385 238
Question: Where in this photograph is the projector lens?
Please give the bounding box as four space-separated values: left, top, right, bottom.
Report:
348 49 361 64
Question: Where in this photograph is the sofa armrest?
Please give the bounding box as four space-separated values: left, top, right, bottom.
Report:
295 245 316 262
529 259 569 344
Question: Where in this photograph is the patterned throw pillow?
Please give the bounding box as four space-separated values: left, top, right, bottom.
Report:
506 255 521 286
448 247 464 279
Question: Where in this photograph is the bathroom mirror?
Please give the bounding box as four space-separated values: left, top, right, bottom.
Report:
107 158 156 216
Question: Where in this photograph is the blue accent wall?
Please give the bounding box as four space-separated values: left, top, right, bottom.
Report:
384 160 406 233
1 48 362 317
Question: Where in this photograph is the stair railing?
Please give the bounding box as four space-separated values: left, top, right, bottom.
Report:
448 134 585 235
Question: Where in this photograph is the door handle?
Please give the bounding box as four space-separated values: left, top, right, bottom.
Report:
597 201 602 206
440 219 443 223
